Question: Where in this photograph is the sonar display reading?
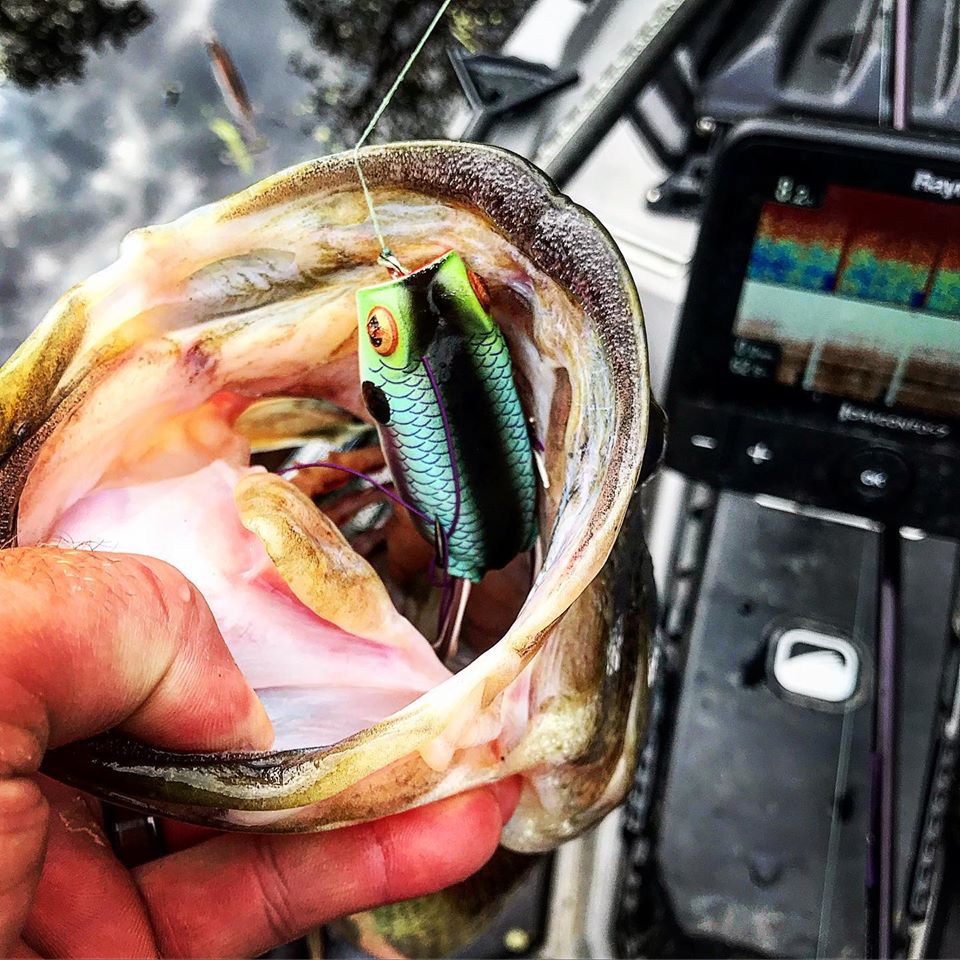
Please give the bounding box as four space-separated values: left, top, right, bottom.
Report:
732 183 960 419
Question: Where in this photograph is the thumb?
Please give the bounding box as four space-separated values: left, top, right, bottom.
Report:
0 546 272 754
0 546 272 955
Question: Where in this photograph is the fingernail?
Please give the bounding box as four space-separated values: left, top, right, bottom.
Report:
238 691 274 751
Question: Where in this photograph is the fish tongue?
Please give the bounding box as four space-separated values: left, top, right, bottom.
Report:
233 471 443 664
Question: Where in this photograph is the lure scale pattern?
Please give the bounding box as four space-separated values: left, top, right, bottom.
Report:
358 250 539 583
373 325 537 581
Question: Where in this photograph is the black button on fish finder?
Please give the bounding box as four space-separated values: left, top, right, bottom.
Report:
843 447 911 503
667 400 733 475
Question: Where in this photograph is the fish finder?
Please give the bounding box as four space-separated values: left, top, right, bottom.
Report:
667 120 960 535
615 120 960 959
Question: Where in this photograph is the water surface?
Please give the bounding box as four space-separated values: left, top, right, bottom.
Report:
0 0 526 358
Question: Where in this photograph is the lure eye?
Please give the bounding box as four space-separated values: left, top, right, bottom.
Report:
366 306 399 356
466 269 491 311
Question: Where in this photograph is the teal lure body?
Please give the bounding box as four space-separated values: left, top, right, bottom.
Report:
356 251 537 582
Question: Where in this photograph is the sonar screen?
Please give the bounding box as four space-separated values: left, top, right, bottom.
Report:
731 182 960 419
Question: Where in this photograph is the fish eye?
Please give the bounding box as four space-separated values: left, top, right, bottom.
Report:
366 306 399 356
466 268 491 311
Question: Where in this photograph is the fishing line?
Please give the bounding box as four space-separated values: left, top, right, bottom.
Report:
280 459 431 522
422 352 469 657
816 699 855 957
353 0 454 267
283 457 452 579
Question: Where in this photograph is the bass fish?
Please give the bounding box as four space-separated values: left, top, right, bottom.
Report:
0 143 661 951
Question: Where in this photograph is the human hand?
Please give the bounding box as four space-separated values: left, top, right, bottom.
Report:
0 547 516 958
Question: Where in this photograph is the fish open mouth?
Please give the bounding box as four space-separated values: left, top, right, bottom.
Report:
16 255 547 753
2 142 651 835
21 302 539 754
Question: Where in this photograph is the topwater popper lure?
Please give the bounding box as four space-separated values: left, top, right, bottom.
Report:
357 250 538 654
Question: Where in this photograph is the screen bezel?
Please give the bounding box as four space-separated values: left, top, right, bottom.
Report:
668 120 960 445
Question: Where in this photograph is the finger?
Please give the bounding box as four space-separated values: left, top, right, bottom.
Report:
11 939 40 958
0 548 272 753
0 780 47 955
136 784 514 958
0 547 272 955
160 820 222 853
22 780 156 959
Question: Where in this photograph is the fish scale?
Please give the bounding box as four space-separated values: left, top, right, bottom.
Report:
376 361 459 520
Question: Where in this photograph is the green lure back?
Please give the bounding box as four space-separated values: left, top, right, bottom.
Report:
356 251 537 582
